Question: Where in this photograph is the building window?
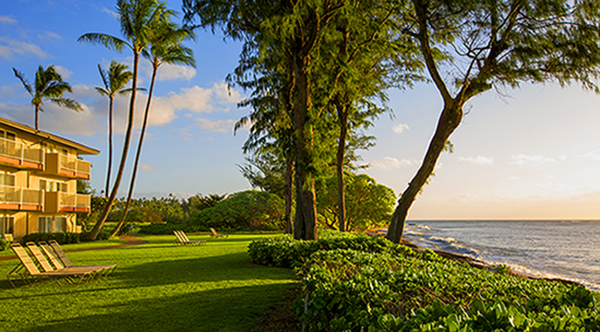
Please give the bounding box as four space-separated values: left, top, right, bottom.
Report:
39 179 67 192
38 217 53 233
0 172 15 187
41 142 53 153
0 215 15 235
55 217 67 232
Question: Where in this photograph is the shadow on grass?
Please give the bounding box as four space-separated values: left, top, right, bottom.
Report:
23 283 296 332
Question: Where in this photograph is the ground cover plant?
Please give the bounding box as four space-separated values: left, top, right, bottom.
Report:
0 234 296 332
249 232 600 331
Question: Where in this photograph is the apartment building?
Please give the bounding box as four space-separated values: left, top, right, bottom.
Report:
0 117 99 241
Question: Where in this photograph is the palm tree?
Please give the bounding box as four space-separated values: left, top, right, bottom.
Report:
95 60 133 198
110 21 195 237
78 0 172 240
12 65 82 130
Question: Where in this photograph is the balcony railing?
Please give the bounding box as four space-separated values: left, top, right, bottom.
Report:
45 191 90 213
0 185 44 211
46 153 92 180
0 137 44 170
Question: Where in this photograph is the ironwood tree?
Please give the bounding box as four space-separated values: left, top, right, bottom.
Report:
387 0 600 243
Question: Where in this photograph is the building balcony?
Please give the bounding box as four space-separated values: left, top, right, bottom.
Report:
0 185 44 211
0 137 44 170
45 153 92 180
44 191 90 213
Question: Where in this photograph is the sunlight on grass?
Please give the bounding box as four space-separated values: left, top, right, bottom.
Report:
0 234 296 332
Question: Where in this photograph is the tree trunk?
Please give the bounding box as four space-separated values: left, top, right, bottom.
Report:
34 106 39 131
336 105 348 232
387 104 463 243
86 53 140 240
292 51 318 241
105 97 114 198
109 66 157 238
284 156 294 234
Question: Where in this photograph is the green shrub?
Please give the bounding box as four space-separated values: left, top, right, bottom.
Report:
137 222 180 235
298 249 600 331
20 232 80 245
248 231 600 331
188 190 285 231
0 238 10 251
80 228 111 241
248 230 409 268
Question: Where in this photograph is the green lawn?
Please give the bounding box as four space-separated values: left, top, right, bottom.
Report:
0 234 297 332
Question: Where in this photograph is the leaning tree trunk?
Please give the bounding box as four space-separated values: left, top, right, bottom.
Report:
387 103 463 243
336 105 349 232
110 66 157 237
86 53 140 240
105 96 114 198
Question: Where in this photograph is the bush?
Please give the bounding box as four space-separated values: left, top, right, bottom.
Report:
188 190 285 231
248 230 405 268
80 228 111 241
137 222 181 235
20 232 80 245
0 238 10 251
249 231 600 331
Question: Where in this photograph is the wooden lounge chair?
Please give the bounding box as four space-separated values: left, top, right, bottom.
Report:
7 243 97 288
210 228 229 238
173 230 206 246
44 240 116 275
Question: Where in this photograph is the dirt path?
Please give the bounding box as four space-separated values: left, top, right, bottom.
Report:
0 236 149 262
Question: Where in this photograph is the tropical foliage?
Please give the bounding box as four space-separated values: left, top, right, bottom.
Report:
249 232 600 331
12 65 82 130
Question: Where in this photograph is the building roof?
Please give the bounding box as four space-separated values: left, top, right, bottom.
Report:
0 117 100 155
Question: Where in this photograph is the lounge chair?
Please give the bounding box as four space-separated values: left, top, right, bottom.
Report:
173 230 206 246
210 228 229 238
44 240 116 275
7 243 98 287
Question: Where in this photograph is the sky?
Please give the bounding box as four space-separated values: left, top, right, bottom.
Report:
2 0 600 220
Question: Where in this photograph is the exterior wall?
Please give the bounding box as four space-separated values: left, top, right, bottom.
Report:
0 119 98 241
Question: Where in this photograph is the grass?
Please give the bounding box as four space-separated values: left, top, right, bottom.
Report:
0 234 297 332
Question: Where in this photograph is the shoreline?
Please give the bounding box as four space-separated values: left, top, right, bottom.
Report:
401 239 585 288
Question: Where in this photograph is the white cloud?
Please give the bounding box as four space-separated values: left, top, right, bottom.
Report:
457 156 494 166
140 164 156 172
0 37 48 59
54 65 73 79
509 154 555 166
195 118 236 133
157 63 196 81
2 81 244 137
0 16 17 24
369 156 415 170
392 123 410 134
577 150 600 161
101 7 119 19
213 82 241 104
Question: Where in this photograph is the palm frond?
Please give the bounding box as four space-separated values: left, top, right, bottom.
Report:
12 67 34 96
78 33 129 52
51 98 83 112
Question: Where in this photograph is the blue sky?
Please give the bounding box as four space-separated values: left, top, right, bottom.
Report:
2 0 600 220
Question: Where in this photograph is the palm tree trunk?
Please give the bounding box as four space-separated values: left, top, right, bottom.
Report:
86 53 140 240
35 106 40 130
387 104 463 243
105 97 114 198
110 66 157 237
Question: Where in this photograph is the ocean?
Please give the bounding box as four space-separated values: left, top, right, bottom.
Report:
402 220 600 291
